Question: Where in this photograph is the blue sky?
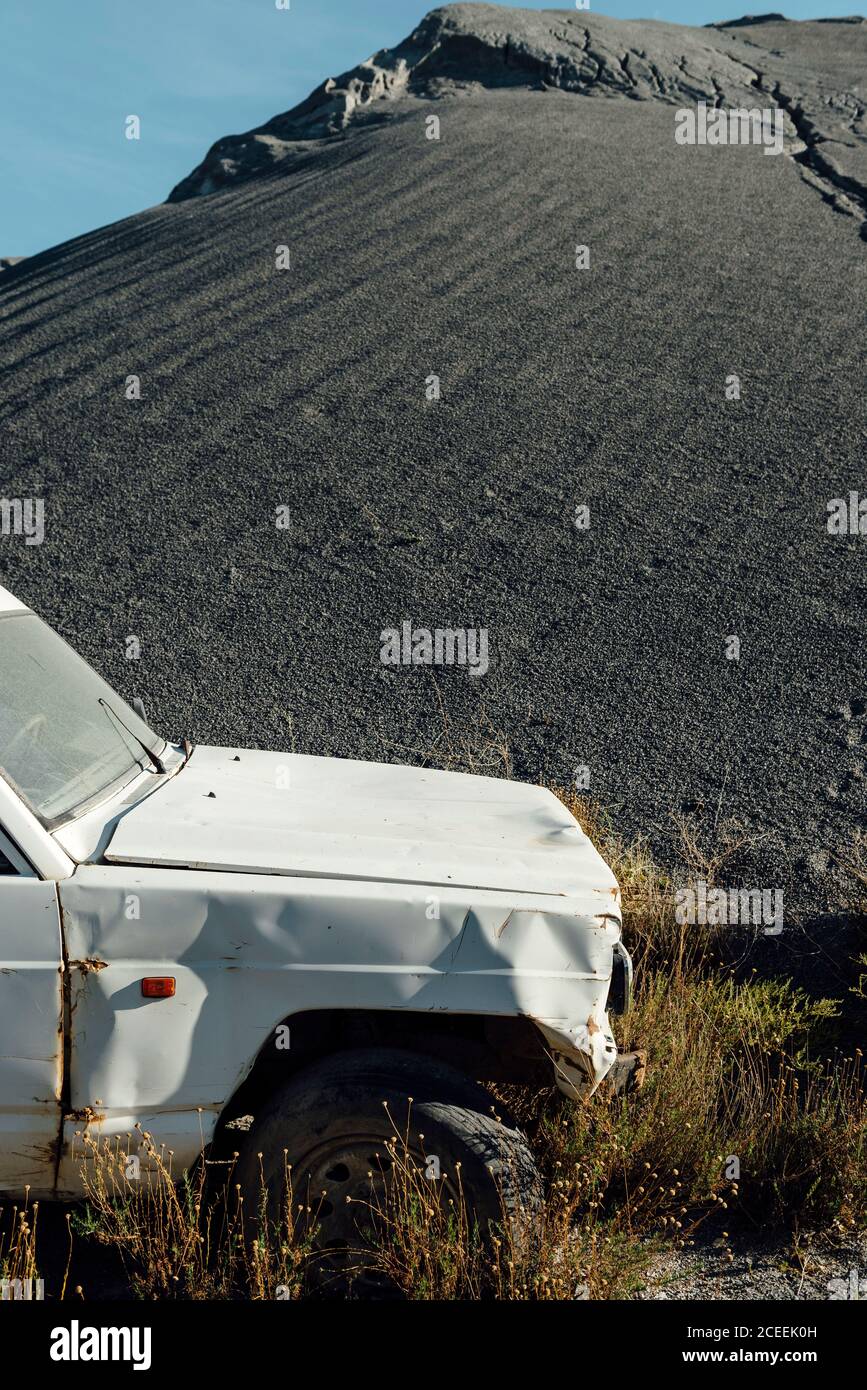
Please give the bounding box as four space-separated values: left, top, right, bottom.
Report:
1 0 861 256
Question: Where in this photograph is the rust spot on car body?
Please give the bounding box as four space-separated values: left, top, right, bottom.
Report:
69 958 109 973
68 1106 105 1126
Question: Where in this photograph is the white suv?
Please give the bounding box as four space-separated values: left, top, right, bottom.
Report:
0 584 639 1259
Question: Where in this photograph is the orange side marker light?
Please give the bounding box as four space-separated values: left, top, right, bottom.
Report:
141 977 176 998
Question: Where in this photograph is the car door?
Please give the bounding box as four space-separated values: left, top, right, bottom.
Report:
0 826 64 1194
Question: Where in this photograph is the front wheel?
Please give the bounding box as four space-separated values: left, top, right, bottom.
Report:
233 1047 542 1293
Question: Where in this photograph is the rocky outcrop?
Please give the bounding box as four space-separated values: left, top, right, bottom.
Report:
711 14 789 27
168 4 767 201
167 4 867 233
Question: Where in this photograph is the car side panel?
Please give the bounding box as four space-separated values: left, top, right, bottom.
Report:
55 865 619 1191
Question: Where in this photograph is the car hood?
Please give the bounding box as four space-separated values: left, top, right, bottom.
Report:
102 745 619 901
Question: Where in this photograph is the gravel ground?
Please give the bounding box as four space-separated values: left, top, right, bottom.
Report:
637 1229 867 1300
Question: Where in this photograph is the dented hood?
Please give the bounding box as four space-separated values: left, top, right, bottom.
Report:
103 745 618 901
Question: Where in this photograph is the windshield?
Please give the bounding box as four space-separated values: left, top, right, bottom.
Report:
0 610 165 825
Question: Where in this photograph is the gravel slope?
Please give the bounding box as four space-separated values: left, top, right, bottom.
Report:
1 7 865 923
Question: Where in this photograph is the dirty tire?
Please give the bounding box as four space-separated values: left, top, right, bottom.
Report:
234 1048 542 1293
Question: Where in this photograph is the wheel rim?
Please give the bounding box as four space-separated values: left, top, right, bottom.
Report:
289 1130 458 1292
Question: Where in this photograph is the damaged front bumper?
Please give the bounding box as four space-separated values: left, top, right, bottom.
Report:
537 940 645 1100
539 1020 646 1101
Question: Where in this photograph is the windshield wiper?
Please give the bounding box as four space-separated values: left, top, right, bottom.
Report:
98 698 165 775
